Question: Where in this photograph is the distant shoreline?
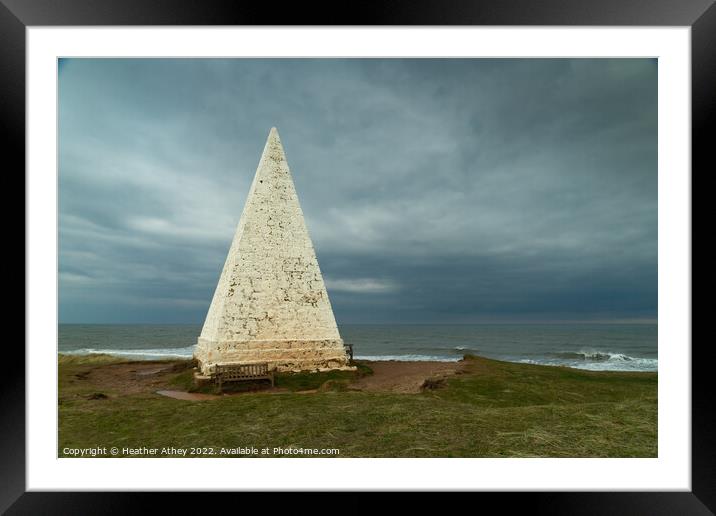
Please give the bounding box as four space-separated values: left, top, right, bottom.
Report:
57 351 657 374
57 349 658 373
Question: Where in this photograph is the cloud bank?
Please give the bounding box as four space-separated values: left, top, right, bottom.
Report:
59 58 657 323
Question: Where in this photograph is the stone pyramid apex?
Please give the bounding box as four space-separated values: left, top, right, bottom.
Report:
265 126 282 147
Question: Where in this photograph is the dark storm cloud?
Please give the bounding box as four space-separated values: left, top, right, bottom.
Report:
58 58 657 323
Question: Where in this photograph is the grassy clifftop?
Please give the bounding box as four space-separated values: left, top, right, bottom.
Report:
58 354 656 457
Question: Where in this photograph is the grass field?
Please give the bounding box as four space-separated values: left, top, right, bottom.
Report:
58 354 657 458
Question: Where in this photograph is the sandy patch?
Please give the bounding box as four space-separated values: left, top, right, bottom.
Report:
351 360 468 393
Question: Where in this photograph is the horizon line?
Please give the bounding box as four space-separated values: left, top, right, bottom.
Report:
58 319 658 326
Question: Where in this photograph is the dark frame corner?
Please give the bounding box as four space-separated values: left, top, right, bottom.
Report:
5 0 711 513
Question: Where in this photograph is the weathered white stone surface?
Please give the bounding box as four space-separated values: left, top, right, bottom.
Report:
194 128 352 374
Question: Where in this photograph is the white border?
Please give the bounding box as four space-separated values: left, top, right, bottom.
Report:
27 27 690 491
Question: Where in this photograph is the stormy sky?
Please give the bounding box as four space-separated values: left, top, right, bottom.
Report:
58 58 657 324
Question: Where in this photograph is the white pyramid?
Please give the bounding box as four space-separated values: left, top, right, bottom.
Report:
194 128 353 374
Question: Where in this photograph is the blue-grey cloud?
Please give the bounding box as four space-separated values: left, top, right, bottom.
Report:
58 58 657 324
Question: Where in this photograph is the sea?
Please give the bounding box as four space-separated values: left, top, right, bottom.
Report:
58 323 657 372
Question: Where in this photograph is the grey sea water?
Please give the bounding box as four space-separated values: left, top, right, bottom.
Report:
59 323 657 372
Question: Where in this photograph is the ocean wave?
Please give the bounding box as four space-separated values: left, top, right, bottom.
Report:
518 356 657 372
63 346 195 360
547 350 639 362
398 346 481 355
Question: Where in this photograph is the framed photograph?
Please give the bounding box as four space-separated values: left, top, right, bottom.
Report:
7 0 710 512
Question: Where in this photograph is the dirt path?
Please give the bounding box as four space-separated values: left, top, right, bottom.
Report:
350 360 468 393
74 361 189 395
70 358 469 398
155 390 221 401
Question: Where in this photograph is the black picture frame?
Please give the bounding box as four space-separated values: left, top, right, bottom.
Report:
4 0 710 512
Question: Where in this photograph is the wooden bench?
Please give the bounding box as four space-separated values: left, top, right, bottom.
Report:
214 363 274 392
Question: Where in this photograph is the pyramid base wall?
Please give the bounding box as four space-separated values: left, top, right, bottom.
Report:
194 337 354 375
